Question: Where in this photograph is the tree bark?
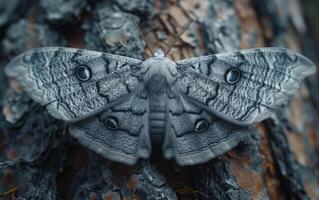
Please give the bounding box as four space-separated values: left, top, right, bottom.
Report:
0 0 318 199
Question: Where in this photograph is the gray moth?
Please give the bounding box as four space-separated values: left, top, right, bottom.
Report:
4 47 316 166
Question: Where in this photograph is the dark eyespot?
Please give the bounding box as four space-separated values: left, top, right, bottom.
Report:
75 65 91 81
24 55 32 62
194 119 209 133
104 117 119 130
225 68 241 84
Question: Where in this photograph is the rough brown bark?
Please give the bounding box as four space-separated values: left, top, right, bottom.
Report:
0 0 318 199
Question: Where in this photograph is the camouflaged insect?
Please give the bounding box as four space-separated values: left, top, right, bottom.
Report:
4 47 316 165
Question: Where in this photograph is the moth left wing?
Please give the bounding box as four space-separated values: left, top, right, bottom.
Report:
175 48 316 124
69 91 151 165
5 47 143 122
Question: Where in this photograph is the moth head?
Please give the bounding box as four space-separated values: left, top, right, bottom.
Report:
154 48 165 57
142 55 178 85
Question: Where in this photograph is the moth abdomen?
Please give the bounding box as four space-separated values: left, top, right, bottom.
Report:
149 112 166 144
148 94 167 145
149 100 167 145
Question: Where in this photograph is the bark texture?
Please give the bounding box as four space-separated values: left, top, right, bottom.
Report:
0 0 318 199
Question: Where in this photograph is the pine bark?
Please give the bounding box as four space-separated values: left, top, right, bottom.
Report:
0 0 318 199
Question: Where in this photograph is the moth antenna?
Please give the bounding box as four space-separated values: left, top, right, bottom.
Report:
164 18 194 56
132 18 154 56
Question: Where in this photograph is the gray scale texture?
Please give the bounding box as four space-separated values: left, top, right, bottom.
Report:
0 0 27 27
84 2 145 59
0 0 319 199
4 47 316 166
202 0 241 53
1 20 67 59
40 0 87 25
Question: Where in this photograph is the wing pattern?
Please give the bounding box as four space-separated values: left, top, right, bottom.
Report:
70 92 150 165
5 47 143 121
163 94 252 165
175 48 316 124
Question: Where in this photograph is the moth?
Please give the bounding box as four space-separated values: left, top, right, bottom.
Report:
4 47 316 166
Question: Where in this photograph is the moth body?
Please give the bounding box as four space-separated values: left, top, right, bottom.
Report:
148 75 167 144
141 49 178 145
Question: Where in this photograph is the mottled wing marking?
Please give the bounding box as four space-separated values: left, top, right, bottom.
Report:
176 48 316 124
163 95 251 166
5 47 143 121
69 92 151 165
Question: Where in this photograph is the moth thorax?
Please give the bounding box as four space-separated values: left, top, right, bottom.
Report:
146 74 167 94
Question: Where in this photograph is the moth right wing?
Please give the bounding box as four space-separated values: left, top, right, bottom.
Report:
5 47 143 122
163 94 252 166
175 48 316 124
